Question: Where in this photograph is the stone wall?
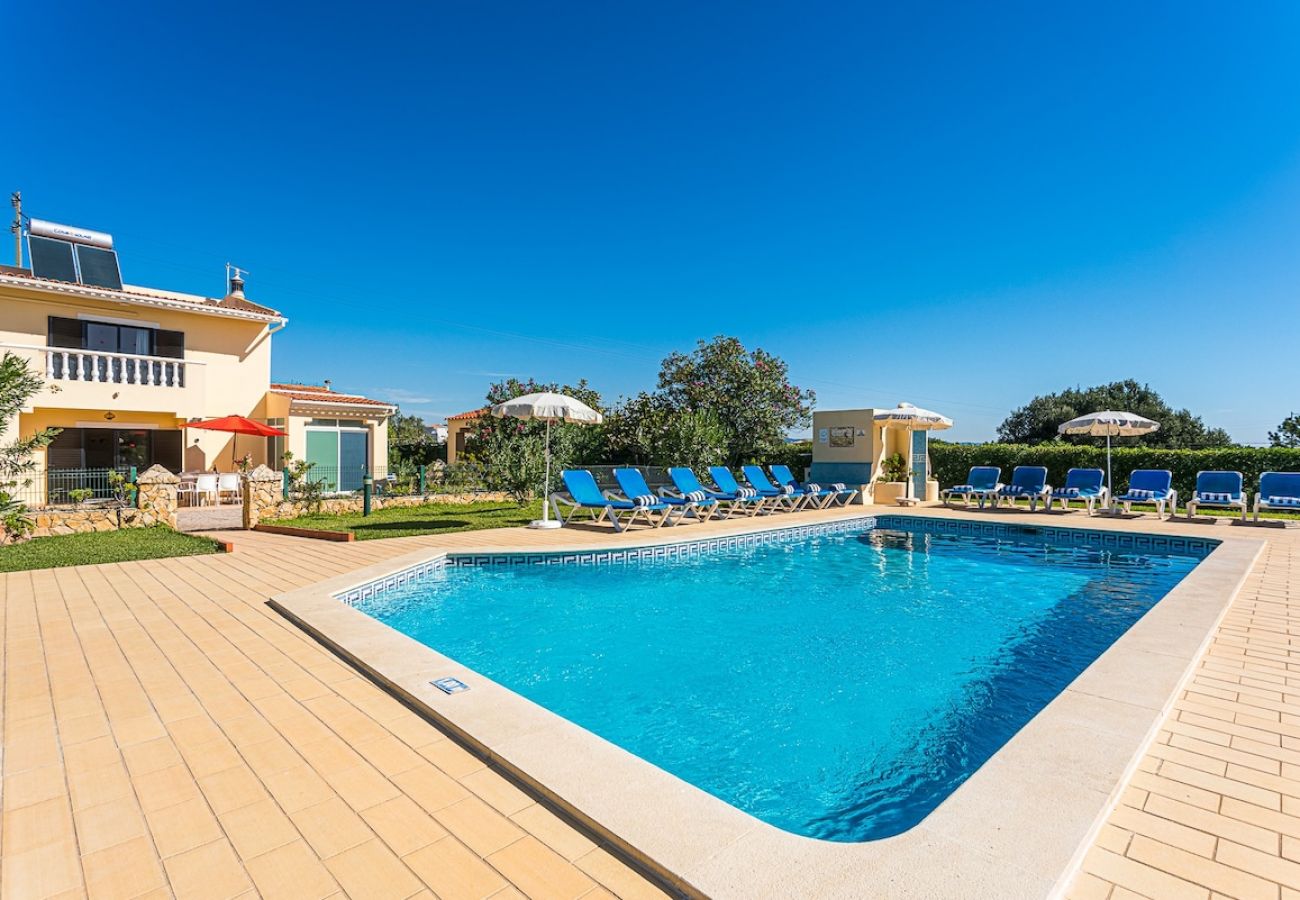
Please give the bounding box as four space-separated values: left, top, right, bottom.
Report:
240 464 512 526
14 464 179 542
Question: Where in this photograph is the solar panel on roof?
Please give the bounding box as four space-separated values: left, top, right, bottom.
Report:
28 235 79 283
74 244 123 290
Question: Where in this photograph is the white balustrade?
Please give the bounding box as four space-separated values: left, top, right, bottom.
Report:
45 348 185 388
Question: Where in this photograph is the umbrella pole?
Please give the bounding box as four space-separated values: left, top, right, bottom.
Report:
1106 431 1112 508
542 418 552 523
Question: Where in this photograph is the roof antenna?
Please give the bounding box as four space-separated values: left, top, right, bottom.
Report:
10 192 21 267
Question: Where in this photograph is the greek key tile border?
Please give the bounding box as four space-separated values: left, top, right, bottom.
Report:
335 516 878 605
335 513 1218 606
874 515 1219 557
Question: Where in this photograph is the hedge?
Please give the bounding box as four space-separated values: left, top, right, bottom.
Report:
928 444 1300 498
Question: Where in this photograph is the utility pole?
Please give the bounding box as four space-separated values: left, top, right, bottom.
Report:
10 192 20 267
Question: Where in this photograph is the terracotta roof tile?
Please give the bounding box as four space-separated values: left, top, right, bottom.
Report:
448 409 488 421
0 269 283 318
270 384 395 410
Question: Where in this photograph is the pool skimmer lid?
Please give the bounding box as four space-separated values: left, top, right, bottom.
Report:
432 677 469 694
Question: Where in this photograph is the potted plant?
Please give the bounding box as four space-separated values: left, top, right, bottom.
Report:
874 452 913 505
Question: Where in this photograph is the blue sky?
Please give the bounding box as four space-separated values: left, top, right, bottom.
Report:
9 1 1300 442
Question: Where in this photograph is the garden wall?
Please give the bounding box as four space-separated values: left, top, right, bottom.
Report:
13 465 179 542
928 444 1300 496
261 491 514 520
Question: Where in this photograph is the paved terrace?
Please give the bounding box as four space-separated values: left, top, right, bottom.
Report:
0 502 1297 899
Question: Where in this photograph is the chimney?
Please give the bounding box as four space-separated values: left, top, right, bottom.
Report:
224 263 247 301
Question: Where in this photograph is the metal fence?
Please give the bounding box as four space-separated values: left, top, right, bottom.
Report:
6 467 137 508
281 463 493 499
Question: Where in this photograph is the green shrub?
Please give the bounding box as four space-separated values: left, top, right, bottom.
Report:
928 443 1300 497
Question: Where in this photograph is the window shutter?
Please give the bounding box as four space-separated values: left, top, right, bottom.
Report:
155 330 185 359
47 316 83 349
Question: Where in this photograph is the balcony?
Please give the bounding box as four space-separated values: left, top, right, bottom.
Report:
0 343 209 419
47 348 186 388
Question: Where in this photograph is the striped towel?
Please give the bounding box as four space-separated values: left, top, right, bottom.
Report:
1055 487 1080 497
1124 489 1157 500
735 487 758 499
805 483 822 492
779 484 796 495
1198 492 1234 503
831 483 847 492
632 494 658 507
1267 496 1300 507
685 490 708 502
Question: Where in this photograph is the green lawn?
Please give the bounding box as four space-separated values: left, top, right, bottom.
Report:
0 526 222 573
265 499 546 540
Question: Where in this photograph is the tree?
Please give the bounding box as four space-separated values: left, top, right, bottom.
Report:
1 352 61 537
1270 413 1300 448
387 410 442 471
602 393 729 470
654 336 815 465
463 377 604 499
997 380 1232 448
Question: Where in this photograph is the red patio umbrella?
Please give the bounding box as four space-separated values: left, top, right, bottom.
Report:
185 415 287 470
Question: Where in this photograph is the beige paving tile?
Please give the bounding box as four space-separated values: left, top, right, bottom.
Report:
461 766 535 817
509 804 599 862
403 836 509 899
359 794 448 857
219 797 301 860
433 796 527 857
290 797 376 858
82 834 168 899
244 840 340 899
323 838 423 900
488 835 597 899
163 838 254 899
144 795 225 859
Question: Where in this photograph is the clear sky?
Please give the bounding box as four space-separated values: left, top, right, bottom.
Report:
8 2 1300 442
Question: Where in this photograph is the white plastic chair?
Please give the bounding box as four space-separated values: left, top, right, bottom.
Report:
217 474 241 505
194 474 219 507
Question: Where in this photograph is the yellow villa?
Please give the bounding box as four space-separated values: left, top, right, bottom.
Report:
0 216 394 502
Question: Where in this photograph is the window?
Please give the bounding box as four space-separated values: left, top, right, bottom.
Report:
47 316 185 385
267 418 287 469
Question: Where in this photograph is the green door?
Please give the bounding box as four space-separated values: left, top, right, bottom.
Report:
306 431 339 491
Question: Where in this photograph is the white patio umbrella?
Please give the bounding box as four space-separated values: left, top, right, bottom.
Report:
874 402 954 499
491 391 603 529
1057 410 1160 502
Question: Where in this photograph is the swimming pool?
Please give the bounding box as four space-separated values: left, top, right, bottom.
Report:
354 517 1213 842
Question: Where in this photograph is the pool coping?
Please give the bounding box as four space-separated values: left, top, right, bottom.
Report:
270 512 1265 899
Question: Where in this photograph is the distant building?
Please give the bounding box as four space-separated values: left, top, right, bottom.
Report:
445 409 486 464
425 423 448 443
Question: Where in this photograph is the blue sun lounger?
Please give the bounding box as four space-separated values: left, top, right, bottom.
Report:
770 464 850 508
1047 468 1107 515
614 467 716 523
1111 469 1177 519
667 467 765 517
994 466 1051 512
708 466 781 513
1254 472 1300 522
1185 470 1247 521
939 466 1002 508
741 465 804 511
552 469 671 531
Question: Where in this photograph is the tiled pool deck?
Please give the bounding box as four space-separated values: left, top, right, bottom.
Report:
2 503 1297 898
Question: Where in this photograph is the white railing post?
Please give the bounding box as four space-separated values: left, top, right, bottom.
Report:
36 346 194 389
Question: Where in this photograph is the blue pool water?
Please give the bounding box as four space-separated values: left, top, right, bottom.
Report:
357 521 1210 841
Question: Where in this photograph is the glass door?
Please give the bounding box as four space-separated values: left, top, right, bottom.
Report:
306 431 339 491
